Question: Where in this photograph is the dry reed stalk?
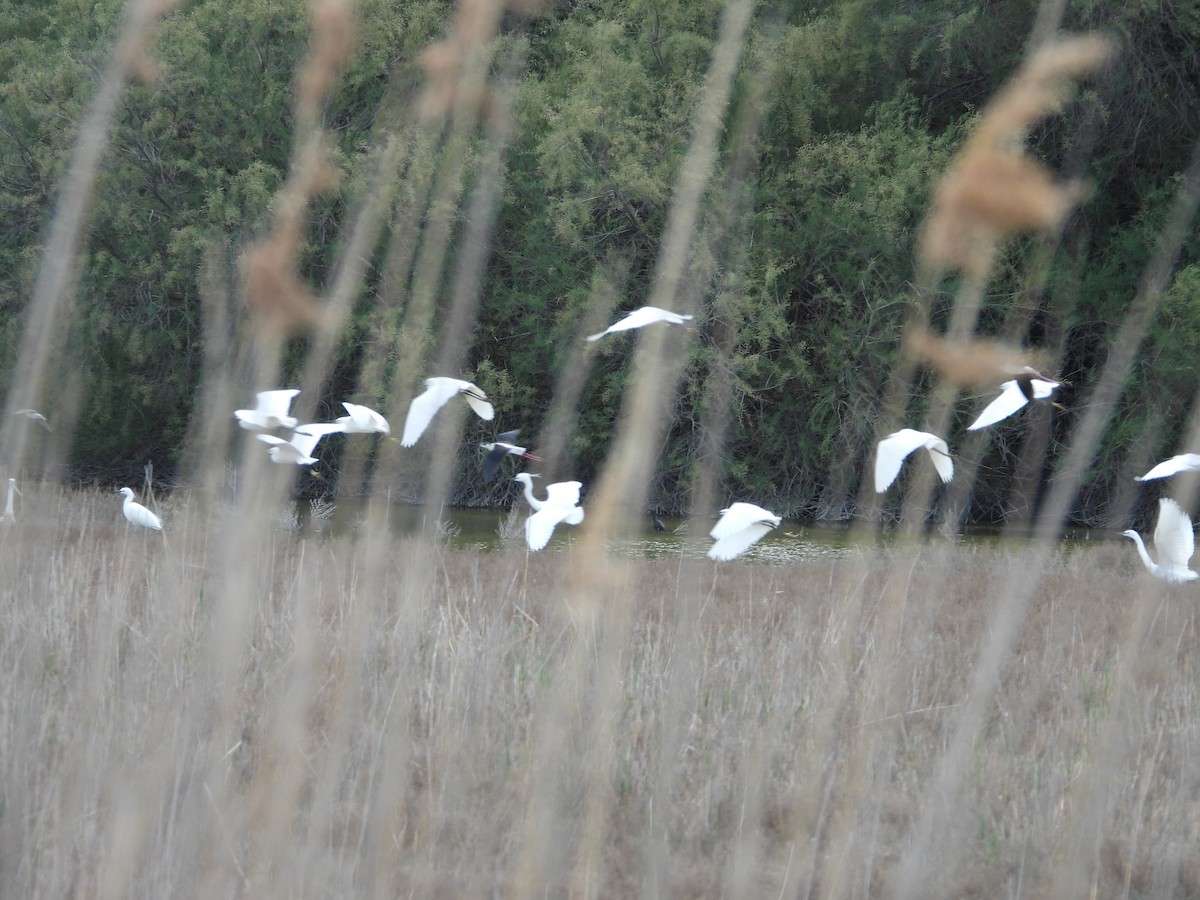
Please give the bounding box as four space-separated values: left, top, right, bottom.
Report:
917 35 1113 280
0 0 182 478
891 137 1200 899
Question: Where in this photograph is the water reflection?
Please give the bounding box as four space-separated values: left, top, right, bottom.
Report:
291 499 1113 562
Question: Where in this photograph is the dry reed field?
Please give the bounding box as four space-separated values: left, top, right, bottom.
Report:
1 489 1198 897
4 0 1200 897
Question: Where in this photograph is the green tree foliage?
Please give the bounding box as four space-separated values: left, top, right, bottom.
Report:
1 0 1199 521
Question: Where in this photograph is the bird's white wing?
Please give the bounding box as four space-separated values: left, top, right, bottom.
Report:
292 423 344 458
525 507 572 551
967 381 1029 431
258 389 300 419
707 522 775 561
709 503 779 541
401 379 459 446
463 392 495 422
874 429 929 492
544 481 582 507
340 402 390 434
925 437 954 484
1135 453 1200 482
1154 498 1195 569
587 306 693 340
564 506 584 526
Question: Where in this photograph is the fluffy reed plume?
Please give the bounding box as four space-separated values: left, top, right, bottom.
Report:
918 35 1114 278
297 0 357 116
417 0 543 119
242 0 357 333
119 0 185 83
904 326 1055 389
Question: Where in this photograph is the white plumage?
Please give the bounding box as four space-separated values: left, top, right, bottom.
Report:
707 502 781 561
1134 453 1200 482
257 423 345 465
1 477 18 523
1122 497 1198 583
874 429 954 492
401 378 494 447
118 487 162 531
515 473 584 551
967 373 1061 431
235 389 301 431
586 306 694 341
336 401 391 434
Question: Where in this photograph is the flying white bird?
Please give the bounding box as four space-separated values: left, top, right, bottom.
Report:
481 429 542 483
12 408 51 431
235 389 300 431
335 401 391 435
586 306 695 342
874 429 954 492
514 473 584 551
401 378 495 447
1121 497 1198 583
0 477 18 523
967 368 1062 431
1134 453 1200 482
117 487 162 531
707 502 781 561
257 423 344 466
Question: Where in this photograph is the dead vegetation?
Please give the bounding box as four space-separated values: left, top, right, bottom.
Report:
1 489 1197 897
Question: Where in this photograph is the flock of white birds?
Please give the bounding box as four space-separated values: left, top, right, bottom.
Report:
7 307 1198 573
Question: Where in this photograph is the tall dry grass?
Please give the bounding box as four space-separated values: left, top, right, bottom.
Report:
3 0 1200 897
1 489 1199 896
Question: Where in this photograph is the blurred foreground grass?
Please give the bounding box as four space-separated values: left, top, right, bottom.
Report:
1 486 1197 897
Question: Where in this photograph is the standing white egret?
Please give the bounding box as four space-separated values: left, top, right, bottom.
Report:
707 502 781 561
1134 453 1200 482
257 423 345 466
514 473 584 551
1121 497 1198 583
336 401 391 434
117 487 162 531
401 377 494 447
12 409 52 431
586 306 694 341
967 368 1062 431
235 389 301 431
0 478 19 522
481 429 542 483
874 429 954 492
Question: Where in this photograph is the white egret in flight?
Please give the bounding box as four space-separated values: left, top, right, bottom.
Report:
707 502 781 561
235 389 300 431
117 487 162 531
586 306 694 341
1134 453 1200 482
481 429 542 483
336 401 391 435
401 378 494 447
0 478 18 523
514 473 584 551
12 409 51 431
874 429 954 492
1121 497 1198 583
257 423 344 466
967 368 1062 431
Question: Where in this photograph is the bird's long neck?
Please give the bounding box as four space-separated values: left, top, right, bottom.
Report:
520 479 543 510
1128 533 1159 575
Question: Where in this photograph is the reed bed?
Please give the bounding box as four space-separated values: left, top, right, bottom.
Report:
0 488 1197 897
3 0 1200 897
